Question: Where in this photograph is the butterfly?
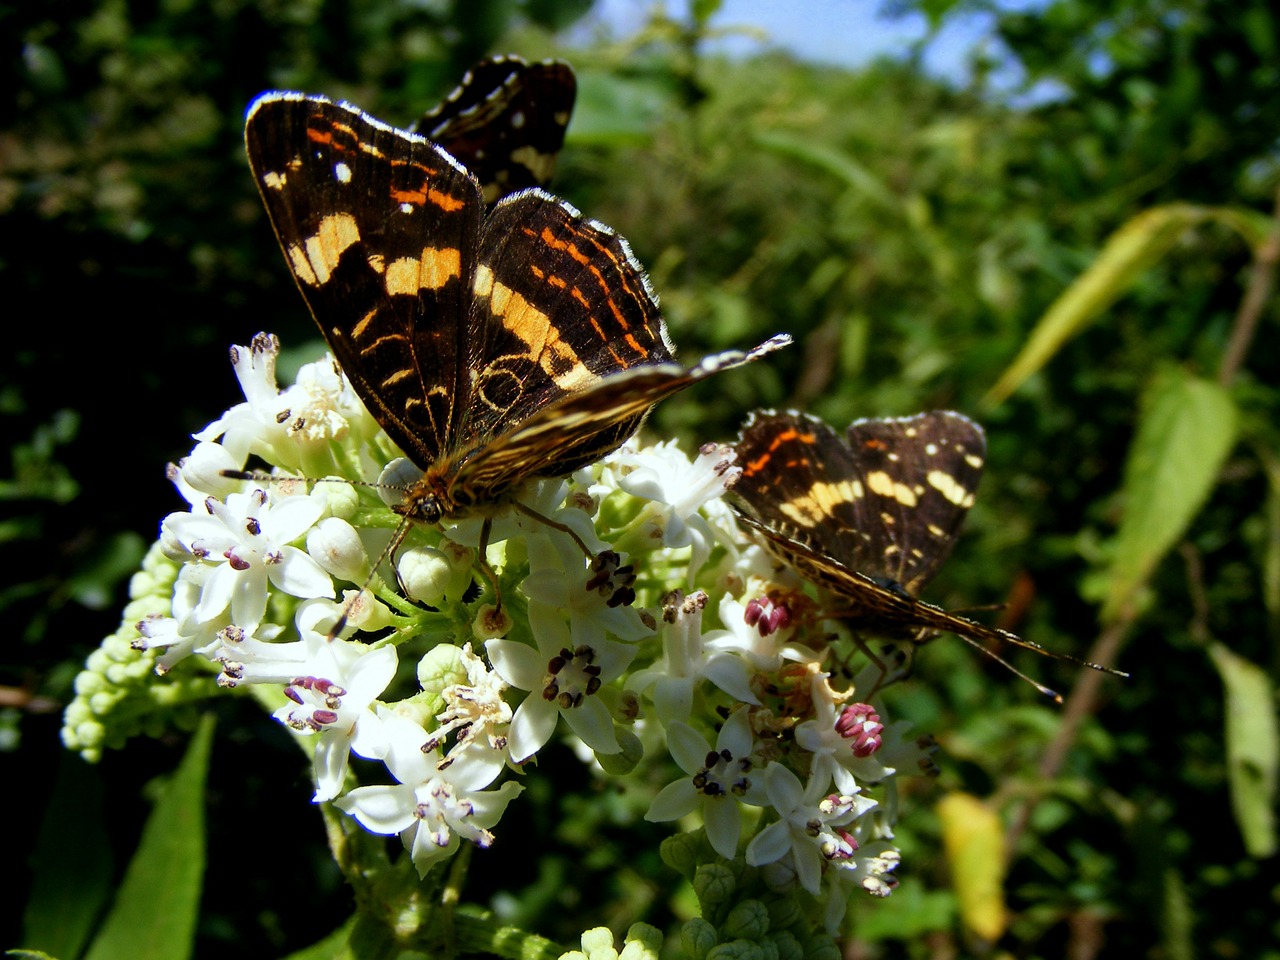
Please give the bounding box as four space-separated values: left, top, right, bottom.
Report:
243 92 790 554
412 55 576 204
729 409 1126 696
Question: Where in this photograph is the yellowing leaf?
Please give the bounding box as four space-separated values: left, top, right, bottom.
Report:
1208 643 1279 857
937 791 1007 942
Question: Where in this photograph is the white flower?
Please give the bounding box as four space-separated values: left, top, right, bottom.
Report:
627 589 759 723
486 598 637 763
703 593 820 672
608 440 740 583
209 599 344 685
744 762 878 896
193 333 295 468
335 710 523 877
520 530 651 649
161 486 333 628
275 356 357 444
265 621 399 802
134 564 223 672
645 709 763 860
430 647 509 768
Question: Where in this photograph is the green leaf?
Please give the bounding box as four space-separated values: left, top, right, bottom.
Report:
937 792 1006 942
1100 369 1238 623
21 755 114 960
1208 643 1279 858
751 131 899 211
83 714 214 960
279 918 357 960
1160 867 1194 960
982 204 1268 407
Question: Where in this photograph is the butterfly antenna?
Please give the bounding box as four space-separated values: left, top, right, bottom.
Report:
989 629 1129 680
220 468 392 495
324 516 416 640
951 632 1065 703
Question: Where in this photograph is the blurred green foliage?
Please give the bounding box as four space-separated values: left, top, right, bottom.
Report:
4 0 1278 957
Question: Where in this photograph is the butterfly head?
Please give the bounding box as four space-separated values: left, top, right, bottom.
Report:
392 474 451 526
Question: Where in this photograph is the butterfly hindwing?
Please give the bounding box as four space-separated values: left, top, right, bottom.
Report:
245 93 481 467
415 56 576 203
463 190 672 445
841 412 986 592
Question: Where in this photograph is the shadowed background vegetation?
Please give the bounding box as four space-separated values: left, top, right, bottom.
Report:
3 0 1278 956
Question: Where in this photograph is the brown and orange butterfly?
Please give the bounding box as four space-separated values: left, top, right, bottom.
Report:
243 91 789 567
730 409 1126 696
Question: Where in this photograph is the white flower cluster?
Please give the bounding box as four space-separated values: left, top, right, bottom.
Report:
118 333 926 923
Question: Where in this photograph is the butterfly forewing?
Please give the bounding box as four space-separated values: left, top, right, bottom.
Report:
731 409 1127 685
414 56 577 203
733 410 986 594
245 93 480 468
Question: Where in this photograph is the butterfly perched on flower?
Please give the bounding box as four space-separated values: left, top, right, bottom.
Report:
411 55 577 204
243 91 789 552
730 409 1125 694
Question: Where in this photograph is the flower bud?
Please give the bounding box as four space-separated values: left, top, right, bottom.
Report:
335 589 393 633
306 517 370 583
174 441 242 498
310 476 359 519
398 546 454 605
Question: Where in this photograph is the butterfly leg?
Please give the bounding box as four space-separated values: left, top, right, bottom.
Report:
511 500 593 557
844 631 913 699
475 516 504 612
